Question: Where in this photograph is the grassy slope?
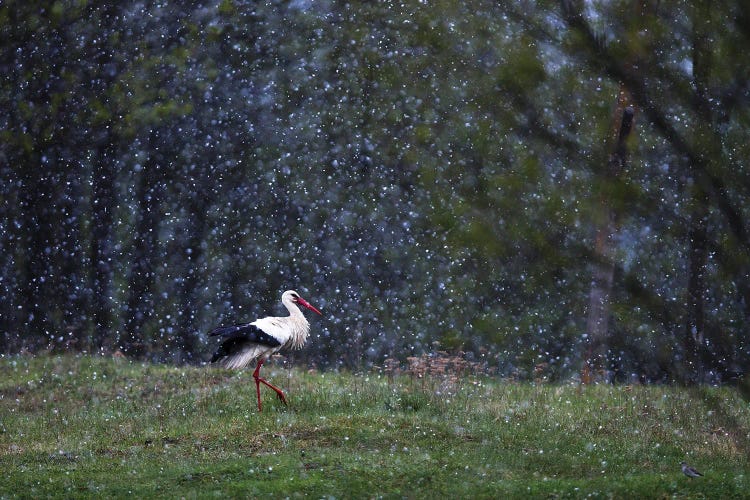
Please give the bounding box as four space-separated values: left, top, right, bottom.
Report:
0 355 748 498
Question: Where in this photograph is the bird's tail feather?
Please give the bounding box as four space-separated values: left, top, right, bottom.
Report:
213 344 267 370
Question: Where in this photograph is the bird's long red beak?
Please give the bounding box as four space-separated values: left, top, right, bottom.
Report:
297 297 322 315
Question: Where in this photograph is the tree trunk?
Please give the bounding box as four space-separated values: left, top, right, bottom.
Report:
582 90 635 384
683 0 711 382
88 145 116 353
121 146 164 357
17 163 56 348
685 190 708 383
174 204 207 363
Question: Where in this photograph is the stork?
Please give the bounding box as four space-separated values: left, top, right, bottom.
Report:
209 290 322 411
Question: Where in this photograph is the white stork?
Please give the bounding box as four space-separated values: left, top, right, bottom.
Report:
209 290 322 411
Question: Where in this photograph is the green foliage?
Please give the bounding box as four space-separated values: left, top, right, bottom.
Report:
1 355 748 497
0 0 748 382
497 36 546 93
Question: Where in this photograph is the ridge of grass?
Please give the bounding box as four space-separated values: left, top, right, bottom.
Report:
1 354 748 498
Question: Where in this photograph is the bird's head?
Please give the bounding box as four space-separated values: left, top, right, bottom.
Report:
284 290 322 315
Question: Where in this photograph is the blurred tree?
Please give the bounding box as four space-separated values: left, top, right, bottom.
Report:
0 0 747 384
1 1 98 350
561 0 749 381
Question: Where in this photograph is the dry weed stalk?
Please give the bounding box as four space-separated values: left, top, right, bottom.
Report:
378 351 488 395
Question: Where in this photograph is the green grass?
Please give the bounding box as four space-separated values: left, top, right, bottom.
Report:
1 355 748 498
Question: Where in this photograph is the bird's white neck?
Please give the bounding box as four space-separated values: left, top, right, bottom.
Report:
284 299 304 318
287 314 310 350
283 300 310 349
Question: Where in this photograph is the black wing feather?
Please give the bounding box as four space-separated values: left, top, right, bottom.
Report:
208 323 281 363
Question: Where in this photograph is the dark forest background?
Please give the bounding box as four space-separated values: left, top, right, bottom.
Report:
1 0 748 384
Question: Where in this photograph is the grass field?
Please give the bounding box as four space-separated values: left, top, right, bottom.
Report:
1 354 748 498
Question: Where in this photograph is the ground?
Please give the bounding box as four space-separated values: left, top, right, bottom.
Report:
1 354 748 498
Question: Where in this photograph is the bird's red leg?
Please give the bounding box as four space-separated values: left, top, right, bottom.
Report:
259 378 287 404
252 358 287 410
253 360 264 411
